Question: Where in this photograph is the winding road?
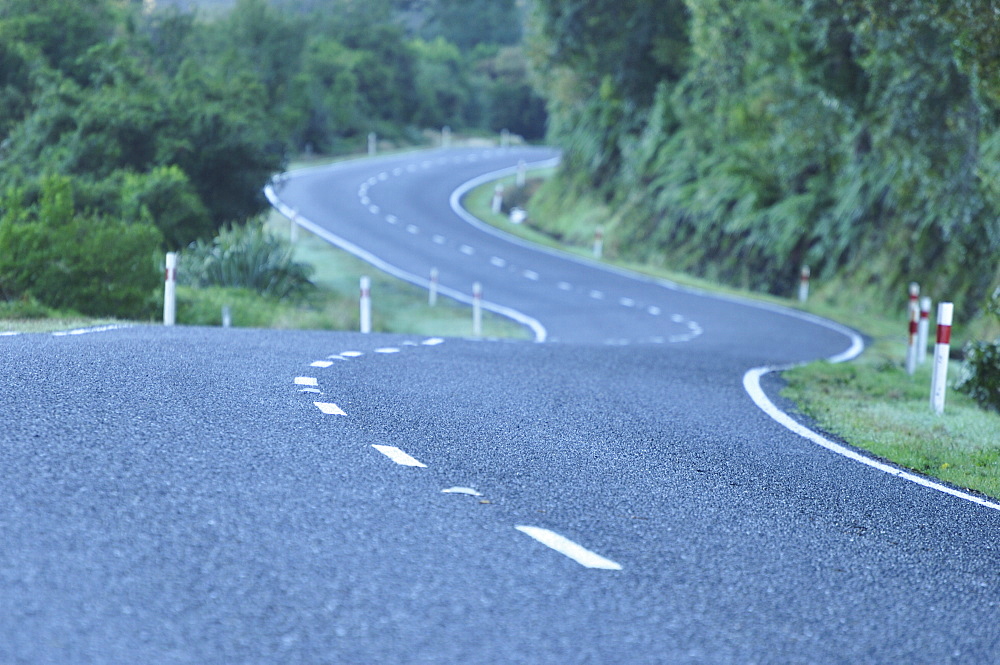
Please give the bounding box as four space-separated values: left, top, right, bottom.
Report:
2 146 999 663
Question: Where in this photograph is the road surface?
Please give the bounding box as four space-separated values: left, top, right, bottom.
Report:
2 147 998 663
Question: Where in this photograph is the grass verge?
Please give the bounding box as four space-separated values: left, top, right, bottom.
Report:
464 171 1000 500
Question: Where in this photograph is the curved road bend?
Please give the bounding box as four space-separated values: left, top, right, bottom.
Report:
1 147 997 663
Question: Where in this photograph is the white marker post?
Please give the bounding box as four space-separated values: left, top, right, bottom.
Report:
360 276 372 334
593 227 604 259
798 265 810 303
930 302 953 414
367 132 377 157
164 252 177 326
429 267 439 306
491 184 504 214
918 296 931 365
906 283 920 375
472 282 483 337
221 305 232 328
517 160 527 188
500 129 510 149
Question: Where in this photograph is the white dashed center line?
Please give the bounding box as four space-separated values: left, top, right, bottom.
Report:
590 290 604 300
310 360 335 368
459 245 475 255
515 526 622 570
523 270 540 281
557 282 573 291
295 377 318 387
647 306 661 316
314 402 347 415
406 225 419 234
619 297 635 307
432 235 446 245
372 445 427 468
490 257 507 268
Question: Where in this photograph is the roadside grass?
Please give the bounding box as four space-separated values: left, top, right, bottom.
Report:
465 171 1000 499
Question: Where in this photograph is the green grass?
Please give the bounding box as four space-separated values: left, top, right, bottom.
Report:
465 170 1000 499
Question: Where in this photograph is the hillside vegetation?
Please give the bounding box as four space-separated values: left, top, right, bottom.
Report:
526 0 1000 321
0 0 542 319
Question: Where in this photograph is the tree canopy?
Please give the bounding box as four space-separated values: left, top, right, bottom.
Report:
528 0 1000 317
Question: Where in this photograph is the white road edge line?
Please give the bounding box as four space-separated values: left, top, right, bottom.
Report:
515 526 622 570
743 324 1000 512
372 445 427 468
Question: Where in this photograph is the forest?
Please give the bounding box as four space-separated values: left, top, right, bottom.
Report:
0 0 997 325
0 0 543 317
527 0 1000 320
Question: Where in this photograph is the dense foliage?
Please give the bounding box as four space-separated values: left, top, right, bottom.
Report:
0 0 544 317
178 222 314 299
957 288 1000 412
528 0 1000 318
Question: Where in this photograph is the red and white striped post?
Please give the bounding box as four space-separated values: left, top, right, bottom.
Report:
905 283 920 375
360 276 372 334
930 302 953 415
472 282 483 337
593 227 604 259
798 265 810 303
164 252 177 326
429 267 439 306
917 296 931 365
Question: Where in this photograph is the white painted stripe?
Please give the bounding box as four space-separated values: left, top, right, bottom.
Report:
378 172 388 181
314 402 346 415
341 351 364 358
743 367 1000 512
557 282 572 291
515 526 622 570
460 245 475 255
671 314 685 323
52 325 130 337
1 331 19 336
523 270 540 281
367 177 378 186
442 486 483 496
386 214 398 224
360 196 371 205
300 388 321 394
406 225 419 234
647 306 661 316
589 290 604 300
490 257 507 268
620 297 635 307
295 376 318 386
375 347 400 354
369 205 380 215
372 445 427 468
432 235 446 244
392 167 403 176
422 338 445 346
310 360 335 368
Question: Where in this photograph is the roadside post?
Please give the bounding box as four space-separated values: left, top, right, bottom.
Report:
360 276 372 334
593 227 604 259
368 132 377 157
517 160 527 188
798 265 810 303
930 302 953 414
164 252 177 326
491 184 504 214
429 268 439 306
918 296 931 365
442 126 451 148
472 282 482 337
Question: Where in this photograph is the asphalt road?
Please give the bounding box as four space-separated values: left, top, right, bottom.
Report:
2 147 999 664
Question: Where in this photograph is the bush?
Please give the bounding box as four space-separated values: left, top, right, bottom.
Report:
956 287 1000 412
177 221 314 299
0 176 163 319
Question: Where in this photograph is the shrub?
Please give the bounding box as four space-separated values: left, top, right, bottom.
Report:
177 221 314 299
0 175 163 319
956 287 1000 412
